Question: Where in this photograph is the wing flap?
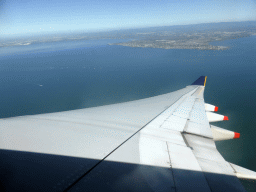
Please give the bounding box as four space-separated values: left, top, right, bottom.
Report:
184 133 247 192
184 134 226 162
197 158 246 192
167 142 212 192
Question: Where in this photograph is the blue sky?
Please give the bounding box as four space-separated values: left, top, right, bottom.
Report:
1 0 256 37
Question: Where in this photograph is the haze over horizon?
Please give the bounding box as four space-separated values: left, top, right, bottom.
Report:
1 0 256 38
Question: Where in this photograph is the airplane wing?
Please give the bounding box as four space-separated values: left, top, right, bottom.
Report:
0 76 255 192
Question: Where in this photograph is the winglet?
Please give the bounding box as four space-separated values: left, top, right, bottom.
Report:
191 76 207 86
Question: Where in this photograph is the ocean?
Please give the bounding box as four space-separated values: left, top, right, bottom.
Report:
0 35 256 191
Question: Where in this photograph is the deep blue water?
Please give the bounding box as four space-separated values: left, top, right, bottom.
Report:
0 36 256 191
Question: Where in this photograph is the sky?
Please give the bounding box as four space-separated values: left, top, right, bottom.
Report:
0 0 256 37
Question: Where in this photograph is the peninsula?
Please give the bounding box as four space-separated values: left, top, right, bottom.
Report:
110 22 256 50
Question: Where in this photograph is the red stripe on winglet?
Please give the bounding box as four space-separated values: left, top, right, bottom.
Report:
223 116 229 120
234 132 240 139
214 106 218 112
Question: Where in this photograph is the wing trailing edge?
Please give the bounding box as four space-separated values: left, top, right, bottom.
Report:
230 163 256 180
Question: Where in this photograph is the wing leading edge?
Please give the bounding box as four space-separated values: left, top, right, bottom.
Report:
0 76 254 192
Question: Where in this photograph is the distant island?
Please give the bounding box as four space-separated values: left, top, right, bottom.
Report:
1 21 256 51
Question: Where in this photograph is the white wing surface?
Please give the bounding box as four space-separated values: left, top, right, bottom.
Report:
0 76 254 192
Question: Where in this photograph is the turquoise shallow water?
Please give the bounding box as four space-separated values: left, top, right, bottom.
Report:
0 36 256 191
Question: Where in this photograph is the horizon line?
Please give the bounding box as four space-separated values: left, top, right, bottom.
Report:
1 19 256 39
